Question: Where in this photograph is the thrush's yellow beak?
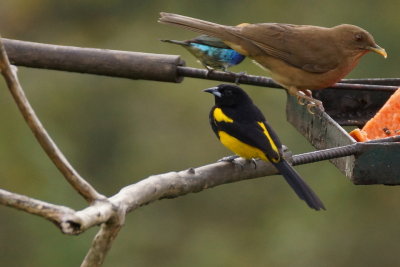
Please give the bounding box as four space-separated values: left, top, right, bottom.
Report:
368 45 387 58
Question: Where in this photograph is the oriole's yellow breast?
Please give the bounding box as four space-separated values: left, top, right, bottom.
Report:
218 131 267 160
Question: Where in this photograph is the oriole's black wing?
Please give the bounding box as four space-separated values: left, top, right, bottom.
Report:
209 105 282 161
210 106 282 161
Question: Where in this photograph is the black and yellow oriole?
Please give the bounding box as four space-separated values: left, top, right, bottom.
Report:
204 84 325 210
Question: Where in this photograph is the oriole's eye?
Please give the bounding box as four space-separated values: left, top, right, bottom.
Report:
355 33 363 42
225 89 233 96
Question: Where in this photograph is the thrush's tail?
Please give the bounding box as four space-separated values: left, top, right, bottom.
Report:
160 39 189 47
159 12 238 44
273 160 325 211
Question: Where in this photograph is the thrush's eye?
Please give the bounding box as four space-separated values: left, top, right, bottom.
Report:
355 33 363 42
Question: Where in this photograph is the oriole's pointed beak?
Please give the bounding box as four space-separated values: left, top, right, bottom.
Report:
368 44 387 58
203 87 222 97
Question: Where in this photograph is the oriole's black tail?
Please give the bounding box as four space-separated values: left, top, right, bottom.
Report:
273 160 325 211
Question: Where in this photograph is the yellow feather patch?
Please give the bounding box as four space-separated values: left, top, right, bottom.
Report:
213 108 233 123
218 131 268 160
257 122 280 162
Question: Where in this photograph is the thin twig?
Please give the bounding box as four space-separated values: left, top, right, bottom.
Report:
81 210 125 267
0 188 76 226
0 37 104 203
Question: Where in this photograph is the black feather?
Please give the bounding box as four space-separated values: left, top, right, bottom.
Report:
273 160 325 210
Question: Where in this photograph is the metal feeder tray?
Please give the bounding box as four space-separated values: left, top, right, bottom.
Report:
286 88 400 185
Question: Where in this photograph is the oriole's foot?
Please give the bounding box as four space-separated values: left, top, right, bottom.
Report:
246 158 258 169
218 156 258 170
218 155 239 162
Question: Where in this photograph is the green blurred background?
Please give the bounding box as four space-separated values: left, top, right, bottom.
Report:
1 1 399 266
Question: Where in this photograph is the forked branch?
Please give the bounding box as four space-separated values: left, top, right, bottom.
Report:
0 36 104 204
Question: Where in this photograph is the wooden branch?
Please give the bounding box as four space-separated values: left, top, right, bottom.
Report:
0 157 280 235
112 158 278 212
0 36 104 203
0 188 76 226
81 210 125 267
59 158 279 235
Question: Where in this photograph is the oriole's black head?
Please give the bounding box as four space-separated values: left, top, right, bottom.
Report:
203 84 253 107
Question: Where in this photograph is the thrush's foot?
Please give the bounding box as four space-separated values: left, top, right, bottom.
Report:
297 91 307 105
307 100 325 114
304 89 313 97
296 91 324 113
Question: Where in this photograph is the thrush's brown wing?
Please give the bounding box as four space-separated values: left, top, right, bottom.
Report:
231 23 341 73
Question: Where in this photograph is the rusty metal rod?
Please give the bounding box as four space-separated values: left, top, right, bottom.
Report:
177 66 282 88
292 135 400 166
178 67 399 92
340 78 400 86
2 38 398 91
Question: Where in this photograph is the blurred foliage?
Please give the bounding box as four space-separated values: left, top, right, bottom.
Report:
0 0 400 266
